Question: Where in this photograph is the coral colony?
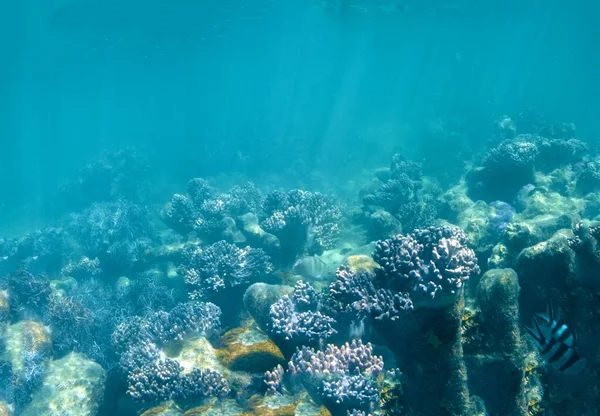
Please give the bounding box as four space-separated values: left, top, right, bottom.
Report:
2 113 600 416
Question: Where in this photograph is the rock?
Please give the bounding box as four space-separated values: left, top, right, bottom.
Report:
1 321 52 374
243 283 293 332
237 213 280 254
342 254 379 275
456 200 494 249
521 188 584 218
506 214 574 253
441 183 475 223
222 217 246 244
240 391 331 416
21 353 106 416
171 336 227 376
476 269 522 355
515 229 576 293
487 243 510 269
365 209 400 240
215 328 285 372
140 401 184 416
0 402 12 416
0 290 8 323
182 398 245 415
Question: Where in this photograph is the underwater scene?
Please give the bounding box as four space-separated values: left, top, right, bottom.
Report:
1 0 600 415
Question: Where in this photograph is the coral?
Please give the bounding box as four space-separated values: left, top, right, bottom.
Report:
221 182 263 216
46 279 134 367
270 297 336 345
127 358 229 403
269 281 337 344
264 364 285 395
373 225 479 308
361 155 441 239
243 283 295 332
58 148 150 210
467 136 539 201
288 340 384 414
187 178 216 207
261 190 342 261
0 291 8 323
534 137 587 171
289 340 383 379
0 321 52 410
165 194 202 235
396 199 437 233
0 228 69 274
179 241 273 300
574 156 600 195
112 301 222 354
327 265 413 323
69 200 156 274
6 270 51 319
60 256 102 280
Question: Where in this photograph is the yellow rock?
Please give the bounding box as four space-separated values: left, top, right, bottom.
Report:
215 328 285 373
2 320 52 373
0 290 8 322
344 255 379 274
0 401 12 416
140 401 183 416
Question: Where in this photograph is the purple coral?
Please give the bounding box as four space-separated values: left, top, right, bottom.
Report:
328 265 413 322
373 225 479 308
111 301 221 353
179 241 273 300
269 280 337 343
264 364 285 395
289 340 383 377
261 190 342 259
127 357 230 402
288 340 384 413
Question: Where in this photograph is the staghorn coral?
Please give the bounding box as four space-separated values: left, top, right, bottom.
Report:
60 256 102 280
373 225 479 309
6 270 51 319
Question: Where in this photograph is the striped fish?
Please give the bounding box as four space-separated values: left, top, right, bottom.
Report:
525 300 586 375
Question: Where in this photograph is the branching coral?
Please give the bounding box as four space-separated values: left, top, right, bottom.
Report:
261 189 342 259
373 225 479 308
178 241 273 300
288 340 384 413
269 280 337 344
69 200 156 274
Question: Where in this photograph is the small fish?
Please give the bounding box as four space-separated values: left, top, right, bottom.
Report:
525 300 586 375
292 256 329 279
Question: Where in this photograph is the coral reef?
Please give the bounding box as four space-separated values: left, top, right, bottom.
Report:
3 111 599 416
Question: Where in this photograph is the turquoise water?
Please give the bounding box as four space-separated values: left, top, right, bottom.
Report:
0 1 599 415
